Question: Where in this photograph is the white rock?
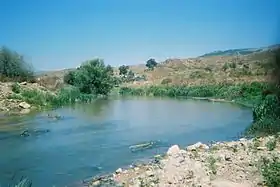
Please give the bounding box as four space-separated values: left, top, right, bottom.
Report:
20 109 31 114
186 142 209 151
19 102 31 109
257 146 266 151
146 170 154 177
179 149 187 154
239 138 247 141
212 179 252 187
115 168 122 174
20 81 27 85
167 145 180 156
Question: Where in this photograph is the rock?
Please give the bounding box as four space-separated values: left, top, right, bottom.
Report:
20 109 31 114
20 130 30 137
90 180 101 186
179 149 187 154
224 154 232 161
212 179 252 187
187 142 209 151
20 81 27 85
146 170 154 177
19 102 31 109
167 145 180 156
257 146 266 151
116 168 122 174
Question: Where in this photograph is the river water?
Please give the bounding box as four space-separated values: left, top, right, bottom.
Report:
0 97 252 187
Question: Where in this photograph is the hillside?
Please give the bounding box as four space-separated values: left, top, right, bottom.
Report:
199 44 280 57
125 47 279 87
36 45 279 88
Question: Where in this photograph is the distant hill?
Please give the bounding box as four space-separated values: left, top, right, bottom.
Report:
199 44 280 57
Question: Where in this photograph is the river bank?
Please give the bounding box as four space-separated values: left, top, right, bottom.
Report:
87 135 280 187
83 82 280 187
0 81 98 115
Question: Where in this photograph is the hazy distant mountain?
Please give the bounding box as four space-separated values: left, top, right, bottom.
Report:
199 44 280 57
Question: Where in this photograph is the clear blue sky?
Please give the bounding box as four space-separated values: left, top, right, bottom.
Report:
1 0 280 70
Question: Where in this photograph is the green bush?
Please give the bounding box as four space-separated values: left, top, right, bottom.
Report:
64 59 117 96
11 82 21 93
261 158 280 187
0 46 35 82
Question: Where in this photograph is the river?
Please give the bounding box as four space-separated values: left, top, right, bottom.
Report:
0 97 252 187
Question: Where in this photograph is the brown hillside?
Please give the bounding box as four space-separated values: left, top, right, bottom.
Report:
37 49 277 88
125 50 277 87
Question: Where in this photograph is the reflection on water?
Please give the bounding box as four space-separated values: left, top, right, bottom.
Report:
0 97 252 187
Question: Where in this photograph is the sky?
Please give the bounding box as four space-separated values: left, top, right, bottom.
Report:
1 0 280 70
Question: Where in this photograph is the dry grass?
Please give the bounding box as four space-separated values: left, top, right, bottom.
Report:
36 49 277 88
124 50 275 87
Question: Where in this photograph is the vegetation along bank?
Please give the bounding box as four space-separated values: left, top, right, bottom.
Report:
2 45 280 186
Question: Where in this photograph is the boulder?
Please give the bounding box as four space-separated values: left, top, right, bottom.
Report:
19 102 31 109
187 142 209 151
115 168 122 174
167 145 180 156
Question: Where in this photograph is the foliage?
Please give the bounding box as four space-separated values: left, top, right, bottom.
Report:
120 82 268 105
119 81 280 136
146 58 158 70
64 59 117 95
119 65 129 76
0 46 35 82
11 82 21 93
261 157 280 187
9 85 96 108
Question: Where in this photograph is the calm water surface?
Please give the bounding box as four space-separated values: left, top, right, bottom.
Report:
0 97 252 187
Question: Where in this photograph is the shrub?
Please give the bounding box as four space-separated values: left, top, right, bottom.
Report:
146 58 158 70
64 59 117 96
229 62 237 69
261 158 280 187
119 65 129 76
11 83 21 93
0 46 35 82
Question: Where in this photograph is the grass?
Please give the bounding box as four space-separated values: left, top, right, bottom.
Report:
8 83 96 109
207 155 217 175
123 49 272 86
119 81 268 107
119 81 280 136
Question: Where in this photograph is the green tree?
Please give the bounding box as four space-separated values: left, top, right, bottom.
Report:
0 46 34 82
64 59 117 95
126 70 135 82
145 58 158 70
119 65 129 76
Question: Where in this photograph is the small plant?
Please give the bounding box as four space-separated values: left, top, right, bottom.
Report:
161 78 172 85
253 138 261 148
266 138 277 151
229 62 237 69
204 66 212 72
207 155 217 175
232 144 238 153
222 63 229 71
11 83 21 93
